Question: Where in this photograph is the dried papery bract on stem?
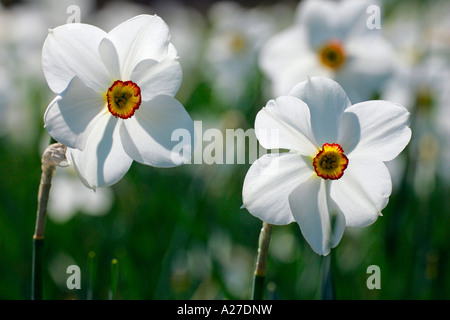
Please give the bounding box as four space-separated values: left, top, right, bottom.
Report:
32 142 67 300
34 143 68 239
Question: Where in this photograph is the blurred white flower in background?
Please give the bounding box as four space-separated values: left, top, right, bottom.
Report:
208 230 254 298
0 0 93 147
0 61 13 137
381 1 426 71
403 57 450 192
259 0 394 103
425 0 450 55
47 166 114 224
381 1 450 193
152 1 207 105
0 4 47 146
88 0 152 31
203 1 291 108
1 0 94 79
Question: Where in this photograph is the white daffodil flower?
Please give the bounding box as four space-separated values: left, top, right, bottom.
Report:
259 0 394 103
242 77 411 256
42 15 194 189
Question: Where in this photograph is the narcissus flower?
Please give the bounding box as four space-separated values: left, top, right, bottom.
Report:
42 15 194 189
259 0 394 103
242 77 411 255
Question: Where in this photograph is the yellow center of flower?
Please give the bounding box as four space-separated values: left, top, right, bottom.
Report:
318 40 346 70
313 143 349 180
106 80 141 119
230 32 246 53
415 86 435 113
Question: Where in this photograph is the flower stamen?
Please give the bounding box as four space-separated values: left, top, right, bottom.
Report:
313 143 348 180
107 80 141 119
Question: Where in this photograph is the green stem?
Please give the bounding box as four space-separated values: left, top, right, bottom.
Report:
252 222 273 300
252 275 266 300
87 251 96 300
31 238 44 300
109 259 119 300
320 253 335 300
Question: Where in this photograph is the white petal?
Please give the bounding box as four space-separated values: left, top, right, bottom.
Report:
298 0 341 49
130 57 182 101
289 177 346 256
258 26 333 97
104 14 171 79
43 77 107 150
345 37 394 77
337 37 394 103
120 95 194 167
42 23 110 93
258 26 309 80
288 77 351 147
271 53 331 97
168 43 178 58
346 100 411 161
298 0 377 49
242 152 314 225
98 37 121 81
336 110 361 155
255 96 318 155
68 114 133 189
331 154 392 227
336 0 383 40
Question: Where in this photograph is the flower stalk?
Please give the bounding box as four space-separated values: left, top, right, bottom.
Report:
109 258 119 300
252 222 273 300
87 251 97 300
32 143 67 300
320 253 335 300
